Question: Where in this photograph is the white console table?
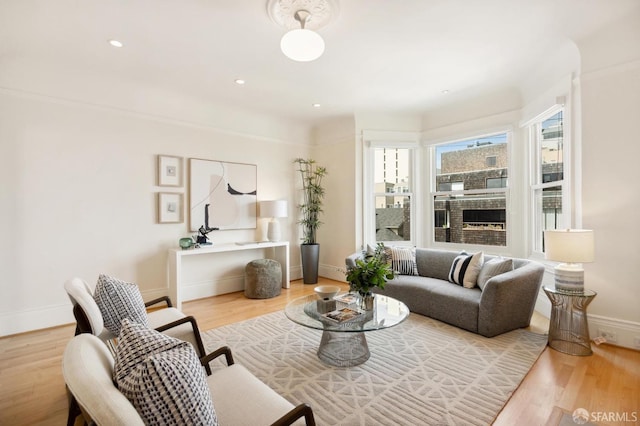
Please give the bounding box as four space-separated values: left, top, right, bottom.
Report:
168 241 290 310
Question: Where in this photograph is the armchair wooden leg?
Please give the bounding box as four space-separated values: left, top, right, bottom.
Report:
66 388 83 426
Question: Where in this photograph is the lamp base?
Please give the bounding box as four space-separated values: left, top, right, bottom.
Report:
267 219 281 242
554 263 584 293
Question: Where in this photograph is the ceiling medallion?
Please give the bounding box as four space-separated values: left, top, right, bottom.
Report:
267 0 340 31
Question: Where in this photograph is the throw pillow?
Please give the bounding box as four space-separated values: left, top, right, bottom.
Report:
366 243 392 262
477 257 513 290
93 274 149 335
448 251 484 288
114 319 218 426
389 246 418 276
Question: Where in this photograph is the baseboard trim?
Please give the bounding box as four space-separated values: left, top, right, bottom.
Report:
319 263 346 283
588 315 640 350
0 303 74 337
180 276 245 302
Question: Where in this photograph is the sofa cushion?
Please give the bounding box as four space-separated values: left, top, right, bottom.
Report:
477 257 513 290
114 320 218 426
389 246 418 275
448 251 484 288
94 274 148 335
415 249 460 280
426 281 482 332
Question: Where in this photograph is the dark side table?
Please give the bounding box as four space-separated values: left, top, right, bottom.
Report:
543 287 597 356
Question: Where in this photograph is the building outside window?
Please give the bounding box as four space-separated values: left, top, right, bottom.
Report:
374 147 413 243
529 108 565 253
432 133 509 246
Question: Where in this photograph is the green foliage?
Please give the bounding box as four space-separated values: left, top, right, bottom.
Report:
346 243 396 294
294 158 327 244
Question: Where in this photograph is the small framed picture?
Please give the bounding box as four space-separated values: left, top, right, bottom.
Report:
157 155 183 187
157 192 183 224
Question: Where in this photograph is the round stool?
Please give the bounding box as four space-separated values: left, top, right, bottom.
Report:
244 259 282 299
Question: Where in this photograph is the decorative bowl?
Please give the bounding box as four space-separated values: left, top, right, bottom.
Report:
179 237 194 249
314 285 341 300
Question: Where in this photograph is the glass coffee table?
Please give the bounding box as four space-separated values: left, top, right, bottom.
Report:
284 293 410 367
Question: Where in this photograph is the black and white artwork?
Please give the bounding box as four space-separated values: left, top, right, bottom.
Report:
189 158 257 231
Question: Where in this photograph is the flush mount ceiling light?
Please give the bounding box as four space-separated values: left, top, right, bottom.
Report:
267 0 339 62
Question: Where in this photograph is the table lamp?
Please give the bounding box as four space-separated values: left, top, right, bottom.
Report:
544 229 594 293
259 200 288 242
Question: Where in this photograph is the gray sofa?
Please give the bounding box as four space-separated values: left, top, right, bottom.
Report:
346 248 544 337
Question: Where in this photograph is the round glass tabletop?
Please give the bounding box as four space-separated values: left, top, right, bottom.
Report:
284 292 410 333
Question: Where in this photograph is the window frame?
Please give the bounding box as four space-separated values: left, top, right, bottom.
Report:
526 104 571 257
362 132 420 248
429 130 513 250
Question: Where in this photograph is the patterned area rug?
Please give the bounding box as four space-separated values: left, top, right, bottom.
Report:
203 311 547 426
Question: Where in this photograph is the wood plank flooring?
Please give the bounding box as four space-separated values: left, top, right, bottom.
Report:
1 278 638 425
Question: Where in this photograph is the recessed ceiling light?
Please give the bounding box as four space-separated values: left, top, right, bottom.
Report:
441 89 449 94
234 79 246 85
108 39 124 48
312 103 321 108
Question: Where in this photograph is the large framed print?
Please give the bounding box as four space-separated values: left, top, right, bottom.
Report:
157 192 183 224
157 155 183 187
189 158 257 231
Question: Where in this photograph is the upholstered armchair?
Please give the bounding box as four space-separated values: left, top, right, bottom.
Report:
63 277 210 426
63 333 316 426
64 277 207 358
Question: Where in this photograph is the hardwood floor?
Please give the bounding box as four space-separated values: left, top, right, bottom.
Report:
1 278 638 425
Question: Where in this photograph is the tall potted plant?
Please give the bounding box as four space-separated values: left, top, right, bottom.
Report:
294 158 327 284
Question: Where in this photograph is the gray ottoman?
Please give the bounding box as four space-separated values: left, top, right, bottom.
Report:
244 259 282 299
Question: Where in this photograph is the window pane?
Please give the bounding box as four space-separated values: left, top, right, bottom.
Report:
376 196 411 242
486 177 507 188
375 148 411 190
435 134 508 191
375 147 412 243
434 193 507 246
539 111 563 183
533 186 563 252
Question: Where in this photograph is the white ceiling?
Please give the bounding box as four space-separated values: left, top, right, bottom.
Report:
1 0 638 127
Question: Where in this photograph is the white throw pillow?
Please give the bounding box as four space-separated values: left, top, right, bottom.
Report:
477 257 513 290
93 274 149 335
114 319 218 426
448 251 484 288
389 247 418 276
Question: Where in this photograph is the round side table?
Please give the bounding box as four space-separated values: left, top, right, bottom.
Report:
543 287 597 356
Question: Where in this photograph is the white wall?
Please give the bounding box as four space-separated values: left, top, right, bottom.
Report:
0 90 311 336
573 9 640 347
310 118 358 281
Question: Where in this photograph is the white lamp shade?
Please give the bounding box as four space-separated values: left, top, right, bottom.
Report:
280 29 325 62
259 200 288 218
544 229 595 263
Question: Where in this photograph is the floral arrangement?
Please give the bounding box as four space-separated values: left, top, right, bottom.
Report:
345 243 396 295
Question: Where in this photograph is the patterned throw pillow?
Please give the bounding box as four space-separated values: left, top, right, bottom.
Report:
93 274 149 335
389 247 418 276
114 320 218 426
477 257 513 290
448 251 484 288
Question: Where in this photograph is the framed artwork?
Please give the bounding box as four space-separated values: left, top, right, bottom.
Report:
157 155 183 187
157 192 183 224
189 158 257 231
